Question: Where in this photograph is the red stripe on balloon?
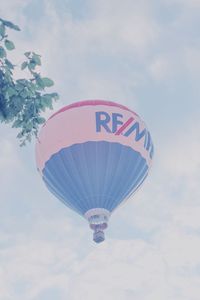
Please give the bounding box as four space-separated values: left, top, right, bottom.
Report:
115 117 134 135
48 100 138 121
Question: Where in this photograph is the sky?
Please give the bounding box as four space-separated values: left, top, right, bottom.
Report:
0 0 200 299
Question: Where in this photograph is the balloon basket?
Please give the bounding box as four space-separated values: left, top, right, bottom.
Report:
93 230 105 243
84 208 110 244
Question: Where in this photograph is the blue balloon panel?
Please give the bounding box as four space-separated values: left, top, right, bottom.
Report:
42 141 148 216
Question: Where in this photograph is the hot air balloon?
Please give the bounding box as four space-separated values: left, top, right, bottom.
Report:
36 100 154 243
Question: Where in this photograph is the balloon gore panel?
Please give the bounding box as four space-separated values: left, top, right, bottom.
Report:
42 141 148 216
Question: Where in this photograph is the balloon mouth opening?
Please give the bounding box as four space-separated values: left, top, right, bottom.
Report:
84 208 110 244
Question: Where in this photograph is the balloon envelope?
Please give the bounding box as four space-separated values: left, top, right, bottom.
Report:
36 100 154 243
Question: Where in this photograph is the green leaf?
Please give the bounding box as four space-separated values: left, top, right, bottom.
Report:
4 65 12 75
0 111 6 122
0 23 5 36
0 19 20 31
28 60 36 70
21 61 28 70
12 119 22 128
20 140 26 147
36 76 45 89
41 95 53 109
15 83 24 91
17 132 23 139
32 53 41 66
36 117 46 124
4 39 15 50
12 96 23 107
25 122 33 131
27 134 32 142
0 46 6 58
24 51 31 58
42 77 54 87
7 86 16 97
20 89 29 98
25 85 35 97
50 92 59 100
5 59 14 70
0 18 59 146
4 70 12 82
16 79 28 85
29 82 37 92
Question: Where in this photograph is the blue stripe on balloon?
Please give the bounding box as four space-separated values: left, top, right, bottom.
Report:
42 141 149 216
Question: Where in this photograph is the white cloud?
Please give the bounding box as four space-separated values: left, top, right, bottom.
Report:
160 118 200 185
170 0 200 9
149 56 171 81
184 47 200 79
67 240 167 300
67 234 200 300
0 138 20 171
0 0 28 20
0 215 81 300
3 0 160 105
0 134 23 186
56 0 159 56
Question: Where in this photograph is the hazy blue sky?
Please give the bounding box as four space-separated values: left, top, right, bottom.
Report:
1 1 200 299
